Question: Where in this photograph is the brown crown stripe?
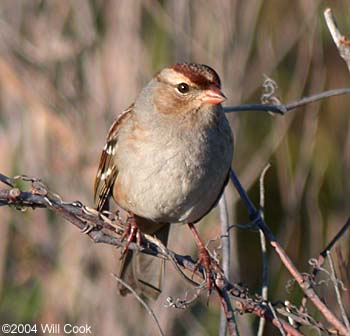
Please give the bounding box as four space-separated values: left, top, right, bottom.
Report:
171 63 221 89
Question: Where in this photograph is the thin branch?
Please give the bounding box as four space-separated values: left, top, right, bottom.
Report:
219 194 231 278
278 301 329 334
216 278 239 336
219 193 234 336
335 246 350 308
257 164 271 336
324 8 343 48
223 103 286 114
300 217 350 318
283 88 350 112
319 217 350 260
220 277 304 336
326 252 350 333
0 173 302 335
268 302 286 336
324 8 350 73
112 274 165 336
229 167 348 335
0 173 15 187
229 169 256 217
223 88 350 115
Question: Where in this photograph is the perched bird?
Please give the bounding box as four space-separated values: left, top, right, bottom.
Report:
94 63 233 299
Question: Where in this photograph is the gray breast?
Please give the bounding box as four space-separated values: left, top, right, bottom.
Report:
116 111 233 223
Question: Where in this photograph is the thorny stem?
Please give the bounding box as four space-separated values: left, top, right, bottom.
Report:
0 174 303 336
229 167 348 335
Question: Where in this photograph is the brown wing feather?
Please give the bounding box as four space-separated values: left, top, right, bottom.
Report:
94 105 133 211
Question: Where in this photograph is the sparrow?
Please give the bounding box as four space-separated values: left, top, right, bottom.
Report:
94 63 233 299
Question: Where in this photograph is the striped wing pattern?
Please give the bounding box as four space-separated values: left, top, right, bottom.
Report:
94 105 133 211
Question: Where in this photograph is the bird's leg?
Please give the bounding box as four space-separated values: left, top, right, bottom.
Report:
188 223 215 292
120 214 141 257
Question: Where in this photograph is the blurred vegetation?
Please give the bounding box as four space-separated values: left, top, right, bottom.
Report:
0 1 349 335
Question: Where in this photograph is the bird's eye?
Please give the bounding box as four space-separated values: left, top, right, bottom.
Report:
176 83 190 94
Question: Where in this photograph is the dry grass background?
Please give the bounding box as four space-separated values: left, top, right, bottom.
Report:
0 1 349 335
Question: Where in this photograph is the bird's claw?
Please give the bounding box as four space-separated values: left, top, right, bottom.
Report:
81 222 95 234
193 246 214 293
120 216 141 258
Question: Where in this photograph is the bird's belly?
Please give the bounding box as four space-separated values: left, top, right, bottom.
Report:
115 134 232 223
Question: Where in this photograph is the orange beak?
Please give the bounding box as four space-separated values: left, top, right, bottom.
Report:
200 87 226 105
